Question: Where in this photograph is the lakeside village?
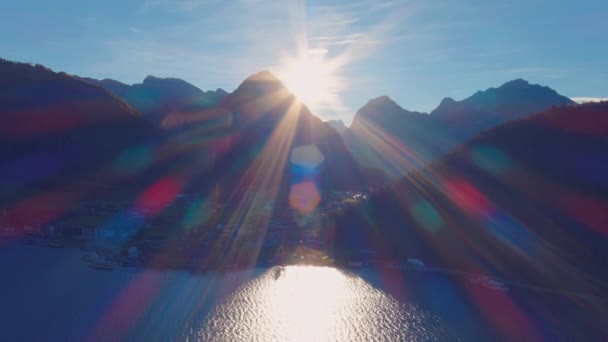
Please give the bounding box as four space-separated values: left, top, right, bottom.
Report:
1 188 376 270
1 187 509 291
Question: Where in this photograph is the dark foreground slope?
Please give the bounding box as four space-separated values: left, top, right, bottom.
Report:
0 59 158 206
332 101 608 293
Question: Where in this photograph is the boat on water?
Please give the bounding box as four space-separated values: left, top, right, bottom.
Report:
82 251 118 270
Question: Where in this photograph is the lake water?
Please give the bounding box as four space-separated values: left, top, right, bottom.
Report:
1 242 605 341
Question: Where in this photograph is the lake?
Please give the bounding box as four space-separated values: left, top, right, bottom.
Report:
0 242 605 341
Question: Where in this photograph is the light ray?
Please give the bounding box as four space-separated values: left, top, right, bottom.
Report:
206 99 303 268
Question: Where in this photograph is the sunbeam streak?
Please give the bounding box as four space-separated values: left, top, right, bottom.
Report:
208 98 302 269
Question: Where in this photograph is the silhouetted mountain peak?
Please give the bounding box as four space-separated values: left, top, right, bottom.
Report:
235 70 288 92
476 78 566 100
358 96 401 116
97 78 129 89
368 95 398 106
214 88 228 95
141 75 198 90
228 71 292 113
142 75 162 83
326 119 348 134
430 96 460 114
356 95 426 119
501 78 530 88
438 97 456 106
371 95 392 102
432 79 574 117
141 75 156 83
244 70 282 83
211 70 361 189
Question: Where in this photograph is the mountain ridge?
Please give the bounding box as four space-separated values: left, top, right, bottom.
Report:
79 75 229 125
346 78 578 179
208 69 362 191
431 78 574 117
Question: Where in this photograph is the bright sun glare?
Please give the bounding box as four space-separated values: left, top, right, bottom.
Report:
277 51 344 113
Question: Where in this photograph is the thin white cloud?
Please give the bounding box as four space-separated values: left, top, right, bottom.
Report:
571 97 608 104
309 34 361 41
308 48 328 55
323 39 383 46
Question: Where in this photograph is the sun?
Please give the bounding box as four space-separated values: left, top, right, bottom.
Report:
276 51 344 112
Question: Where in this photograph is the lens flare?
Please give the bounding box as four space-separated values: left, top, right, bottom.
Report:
410 200 442 232
290 144 325 169
289 181 321 214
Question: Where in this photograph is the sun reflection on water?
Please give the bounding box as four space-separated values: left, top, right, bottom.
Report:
198 266 446 341
266 266 348 341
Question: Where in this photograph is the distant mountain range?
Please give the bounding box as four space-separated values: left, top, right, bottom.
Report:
78 68 577 185
1 58 598 192
79 75 229 126
344 79 575 179
1 56 604 229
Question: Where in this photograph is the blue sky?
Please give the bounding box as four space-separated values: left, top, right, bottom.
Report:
1 0 606 124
